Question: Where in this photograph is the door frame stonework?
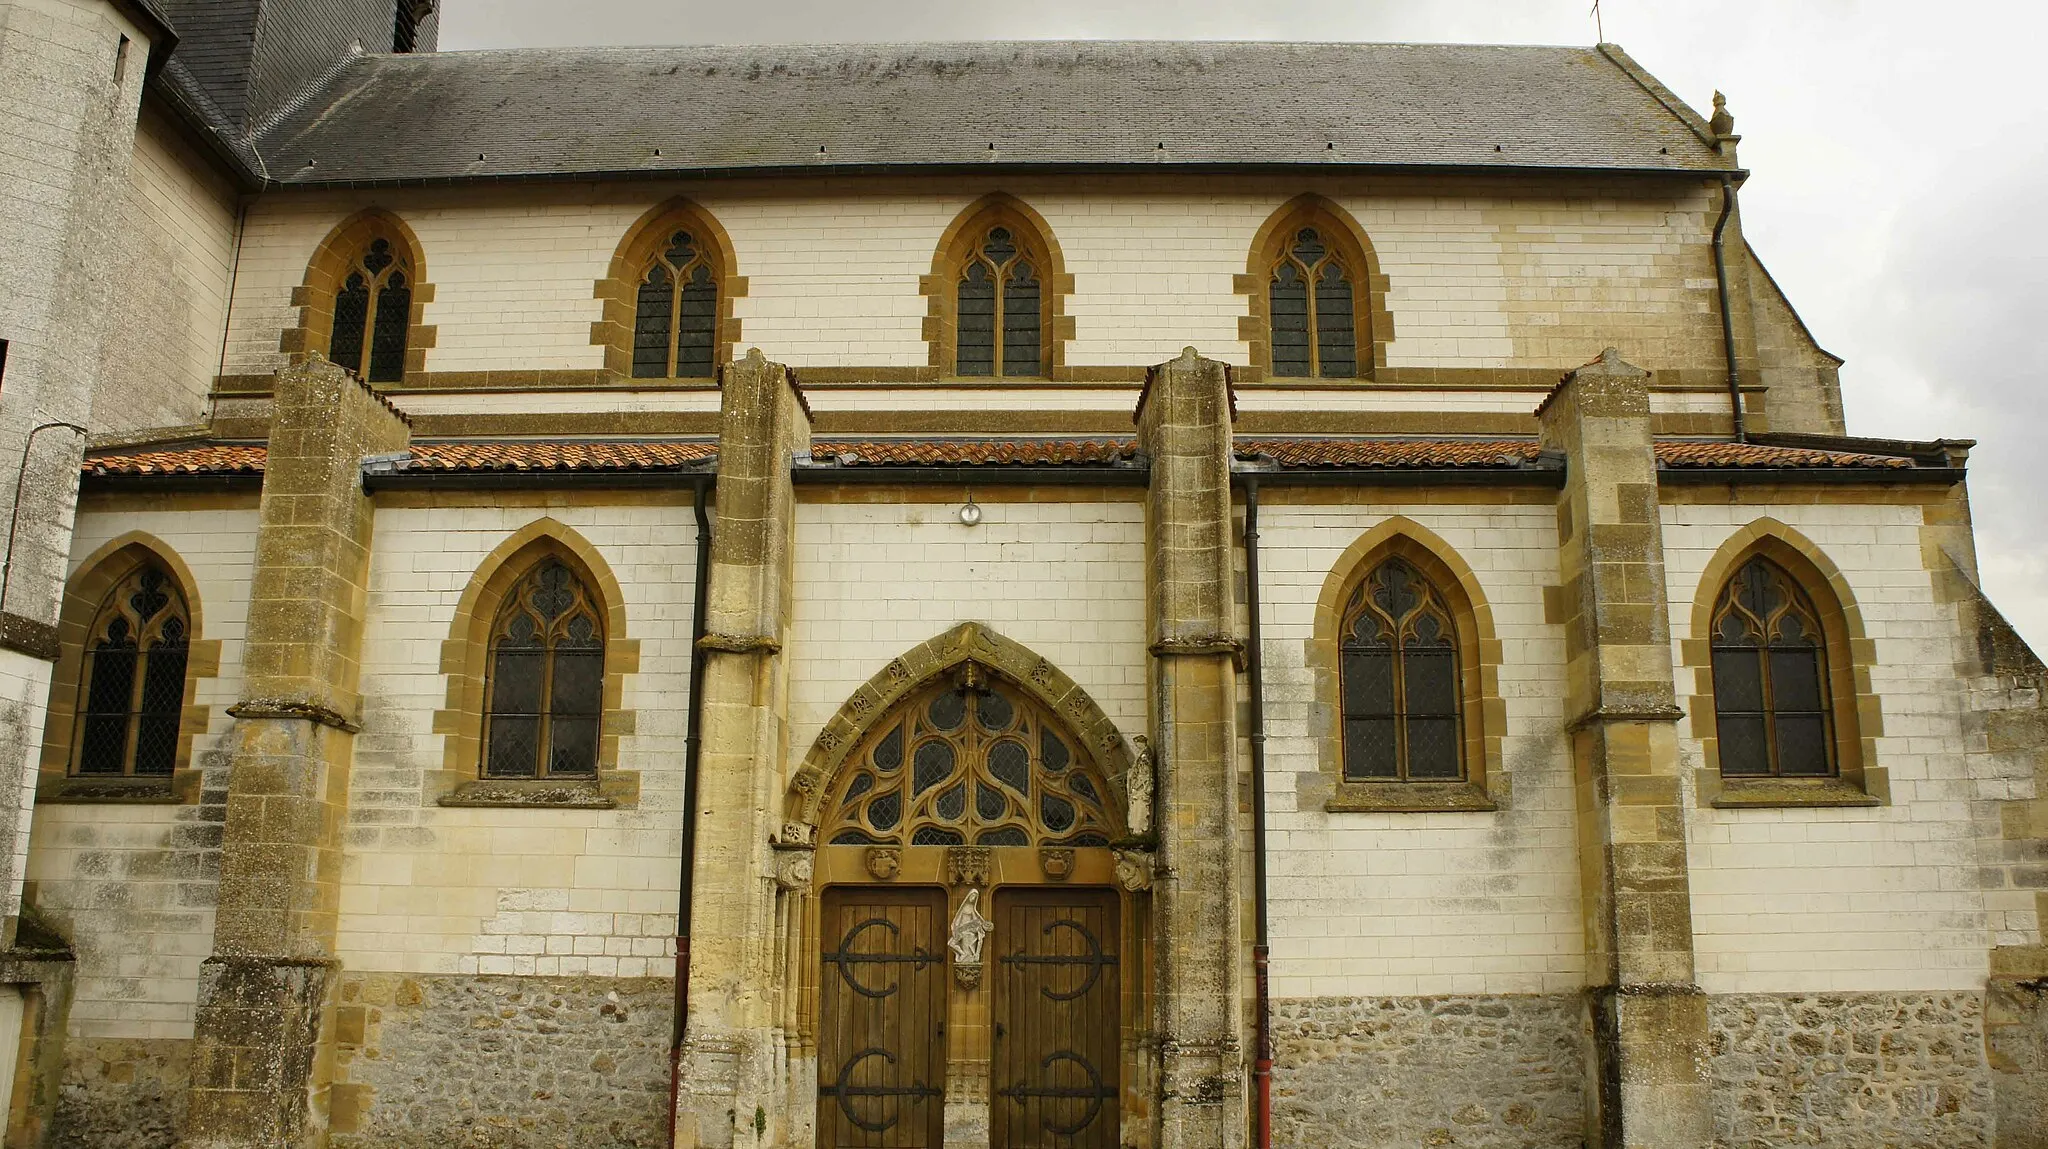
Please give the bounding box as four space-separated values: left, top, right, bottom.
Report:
780 624 1154 1149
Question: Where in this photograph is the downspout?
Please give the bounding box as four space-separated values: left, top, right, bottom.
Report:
1243 478 1273 1149
1711 175 1746 442
668 475 713 1145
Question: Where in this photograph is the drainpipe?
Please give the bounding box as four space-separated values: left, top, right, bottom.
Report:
668 475 713 1145
1243 477 1273 1149
1711 175 1746 442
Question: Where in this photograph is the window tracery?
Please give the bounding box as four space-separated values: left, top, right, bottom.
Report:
1269 226 1357 379
327 236 413 383
74 564 189 777
955 225 1045 377
1339 556 1462 781
1709 555 1834 778
631 230 720 379
824 676 1112 848
483 559 605 778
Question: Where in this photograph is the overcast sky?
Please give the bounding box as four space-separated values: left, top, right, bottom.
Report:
442 0 2048 652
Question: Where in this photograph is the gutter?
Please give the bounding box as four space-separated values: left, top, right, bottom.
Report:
360 467 716 491
790 462 1150 486
667 476 714 1146
1657 466 1965 486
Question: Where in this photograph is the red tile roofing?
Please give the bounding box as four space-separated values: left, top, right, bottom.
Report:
811 439 1138 466
1235 439 1548 467
1653 441 1914 469
407 441 715 471
81 444 267 476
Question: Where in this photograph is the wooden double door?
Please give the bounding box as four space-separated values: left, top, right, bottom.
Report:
818 886 1120 1149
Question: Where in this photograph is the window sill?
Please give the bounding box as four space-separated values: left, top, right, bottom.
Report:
1707 776 1882 809
1325 780 1496 814
38 777 184 805
437 779 615 810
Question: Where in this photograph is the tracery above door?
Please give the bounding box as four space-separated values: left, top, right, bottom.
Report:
822 668 1118 849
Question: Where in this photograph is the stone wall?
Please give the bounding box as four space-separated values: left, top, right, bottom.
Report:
328 974 671 1148
50 1036 190 1149
1708 991 1994 1147
1269 994 1586 1149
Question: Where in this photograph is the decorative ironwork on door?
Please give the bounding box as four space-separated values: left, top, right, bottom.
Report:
818 888 947 1147
993 889 1120 1149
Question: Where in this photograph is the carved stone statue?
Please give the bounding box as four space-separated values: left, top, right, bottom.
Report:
947 888 994 965
1127 735 1155 836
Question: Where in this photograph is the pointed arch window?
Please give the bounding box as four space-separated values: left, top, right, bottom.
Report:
73 565 189 777
823 675 1114 848
632 230 720 379
483 559 605 779
956 226 1045 378
1270 227 1357 379
327 236 413 383
1709 556 1834 778
1339 556 1463 782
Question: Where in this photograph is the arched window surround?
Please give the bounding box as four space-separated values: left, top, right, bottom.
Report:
592 198 744 381
920 195 1075 381
433 519 641 807
284 208 435 384
1238 195 1393 383
1683 520 1883 808
1309 518 1499 813
39 535 222 803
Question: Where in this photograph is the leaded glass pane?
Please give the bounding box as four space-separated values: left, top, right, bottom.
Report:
912 827 965 846
134 632 187 777
1341 649 1394 716
550 649 604 718
873 724 904 772
913 740 954 795
867 791 901 831
485 715 540 778
977 689 1014 731
548 717 598 776
957 262 996 376
331 272 370 376
927 691 965 731
1001 270 1040 377
1290 228 1326 265
1775 716 1830 777
676 263 717 378
988 739 1029 795
1711 649 1764 712
79 642 136 775
976 827 1029 846
1069 774 1098 805
490 647 544 716
368 273 410 382
1403 648 1457 716
844 772 874 802
975 781 1007 821
633 263 675 378
982 227 1017 265
1405 718 1460 780
1769 649 1824 712
1342 718 1397 780
1315 261 1356 378
1039 792 1075 833
935 783 966 822
1040 726 1069 771
1716 714 1769 776
1270 262 1310 377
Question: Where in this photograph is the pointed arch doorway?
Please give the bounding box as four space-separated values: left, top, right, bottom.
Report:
786 628 1150 1149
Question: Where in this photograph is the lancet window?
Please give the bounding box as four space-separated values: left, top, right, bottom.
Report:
1269 226 1357 378
1709 556 1835 778
483 559 605 778
1339 556 1463 781
955 225 1045 378
328 236 414 383
824 675 1113 848
632 230 720 379
73 564 189 777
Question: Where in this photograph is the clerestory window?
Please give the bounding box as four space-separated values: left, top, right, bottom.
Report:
328 236 413 383
1269 227 1357 379
631 230 720 379
955 225 1045 378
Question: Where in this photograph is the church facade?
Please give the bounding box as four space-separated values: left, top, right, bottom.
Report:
1 2 2045 1147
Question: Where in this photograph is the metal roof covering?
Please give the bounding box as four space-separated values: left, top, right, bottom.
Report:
245 40 1736 187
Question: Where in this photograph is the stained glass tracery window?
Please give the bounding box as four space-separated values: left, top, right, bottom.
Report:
74 564 189 777
483 559 605 779
824 676 1111 848
632 230 719 379
1339 556 1463 782
1269 226 1359 378
1710 556 1834 778
328 236 412 383
955 225 1045 378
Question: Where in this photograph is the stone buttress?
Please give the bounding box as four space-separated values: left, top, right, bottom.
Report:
1136 348 1248 1148
180 357 410 1147
1537 349 1714 1148
675 350 812 1148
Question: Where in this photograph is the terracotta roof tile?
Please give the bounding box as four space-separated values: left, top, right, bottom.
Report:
1653 441 1914 469
405 441 716 472
82 444 267 476
811 439 1138 466
1235 439 1549 468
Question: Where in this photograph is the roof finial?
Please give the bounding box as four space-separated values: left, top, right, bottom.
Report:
1710 90 1735 140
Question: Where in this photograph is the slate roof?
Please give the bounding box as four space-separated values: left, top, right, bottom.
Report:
83 436 1944 481
235 41 1735 187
